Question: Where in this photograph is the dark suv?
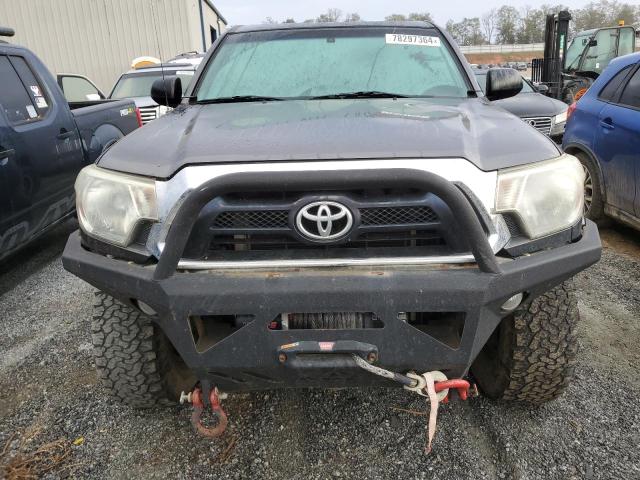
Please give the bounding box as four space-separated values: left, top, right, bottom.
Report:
63 22 600 412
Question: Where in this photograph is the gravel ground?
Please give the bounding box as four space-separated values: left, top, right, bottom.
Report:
1 220 639 479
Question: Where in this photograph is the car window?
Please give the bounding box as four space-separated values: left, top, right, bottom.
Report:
61 76 102 102
9 56 51 118
197 28 469 100
565 33 590 71
618 27 635 57
110 71 195 99
0 55 45 124
581 29 619 74
598 65 633 101
618 67 640 109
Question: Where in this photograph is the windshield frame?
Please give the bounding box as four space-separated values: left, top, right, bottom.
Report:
564 33 591 72
189 25 475 103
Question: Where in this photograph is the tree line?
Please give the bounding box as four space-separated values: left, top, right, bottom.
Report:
264 1 640 46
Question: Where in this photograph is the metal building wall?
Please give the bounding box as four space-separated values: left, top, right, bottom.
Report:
1 0 204 92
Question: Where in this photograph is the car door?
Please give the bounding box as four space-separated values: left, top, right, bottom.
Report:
593 63 640 216
0 52 83 253
0 114 18 252
57 74 105 103
612 66 640 216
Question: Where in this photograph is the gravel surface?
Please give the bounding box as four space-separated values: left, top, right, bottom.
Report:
1 220 639 479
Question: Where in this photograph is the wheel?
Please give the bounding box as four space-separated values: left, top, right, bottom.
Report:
91 291 195 407
471 282 579 404
575 152 606 224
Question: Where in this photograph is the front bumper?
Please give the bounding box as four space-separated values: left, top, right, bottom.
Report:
63 220 600 391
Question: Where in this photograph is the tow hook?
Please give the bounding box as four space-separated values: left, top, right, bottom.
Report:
180 387 228 438
351 354 474 453
435 379 472 402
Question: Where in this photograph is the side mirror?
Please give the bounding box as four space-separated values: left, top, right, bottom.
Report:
535 83 549 94
588 39 598 47
151 76 182 108
485 68 523 101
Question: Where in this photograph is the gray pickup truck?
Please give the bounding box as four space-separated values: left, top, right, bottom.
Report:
63 22 600 429
0 28 139 261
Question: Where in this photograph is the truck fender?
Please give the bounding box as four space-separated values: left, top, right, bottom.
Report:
87 124 125 163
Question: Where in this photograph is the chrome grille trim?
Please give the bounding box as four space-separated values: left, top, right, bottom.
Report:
138 106 158 124
148 158 512 267
522 117 552 136
177 254 477 270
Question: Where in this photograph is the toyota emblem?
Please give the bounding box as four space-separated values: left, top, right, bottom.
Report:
295 201 353 241
528 119 537 126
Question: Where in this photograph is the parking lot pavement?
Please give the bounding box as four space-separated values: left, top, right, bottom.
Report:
0 221 639 480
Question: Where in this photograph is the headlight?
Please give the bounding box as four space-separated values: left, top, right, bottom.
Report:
551 110 568 135
76 165 158 247
496 155 584 239
553 110 568 124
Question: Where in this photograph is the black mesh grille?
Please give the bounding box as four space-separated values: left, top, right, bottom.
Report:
503 214 522 237
210 230 444 252
213 210 289 229
213 206 438 229
132 221 154 247
360 206 438 225
184 192 461 260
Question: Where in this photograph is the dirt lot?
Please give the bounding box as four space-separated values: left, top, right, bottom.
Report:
1 220 639 479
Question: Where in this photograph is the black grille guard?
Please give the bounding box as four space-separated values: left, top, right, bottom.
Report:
154 169 501 280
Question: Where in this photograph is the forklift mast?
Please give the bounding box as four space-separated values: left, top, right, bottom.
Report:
532 11 571 98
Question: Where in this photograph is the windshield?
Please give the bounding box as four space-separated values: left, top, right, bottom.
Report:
196 27 469 101
474 73 533 93
564 34 590 71
110 70 195 99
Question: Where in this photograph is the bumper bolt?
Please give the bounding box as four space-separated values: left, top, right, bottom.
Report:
367 352 378 363
278 352 287 363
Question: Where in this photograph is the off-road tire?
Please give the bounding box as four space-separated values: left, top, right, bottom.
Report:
576 152 606 224
92 291 193 408
472 282 579 404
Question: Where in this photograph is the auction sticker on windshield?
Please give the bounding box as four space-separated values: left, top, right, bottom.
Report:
385 34 441 47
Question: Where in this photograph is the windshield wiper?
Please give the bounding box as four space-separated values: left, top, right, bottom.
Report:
309 91 409 100
198 95 284 104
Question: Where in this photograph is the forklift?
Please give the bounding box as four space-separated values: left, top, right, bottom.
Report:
531 10 637 104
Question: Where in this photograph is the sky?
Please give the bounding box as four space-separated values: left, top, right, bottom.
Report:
214 0 591 26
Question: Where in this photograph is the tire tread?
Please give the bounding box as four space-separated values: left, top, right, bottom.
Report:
500 282 579 404
92 291 171 407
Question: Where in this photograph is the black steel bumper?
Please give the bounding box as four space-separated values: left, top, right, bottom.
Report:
62 169 602 391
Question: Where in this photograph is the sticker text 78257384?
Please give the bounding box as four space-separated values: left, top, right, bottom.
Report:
385 34 441 47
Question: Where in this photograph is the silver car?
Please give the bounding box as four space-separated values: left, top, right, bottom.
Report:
109 53 204 124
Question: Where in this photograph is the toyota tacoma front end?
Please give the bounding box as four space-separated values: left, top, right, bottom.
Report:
63 22 601 422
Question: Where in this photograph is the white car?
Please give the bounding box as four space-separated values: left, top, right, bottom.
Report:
109 52 204 124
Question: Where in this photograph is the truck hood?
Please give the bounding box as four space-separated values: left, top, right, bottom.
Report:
99 97 561 179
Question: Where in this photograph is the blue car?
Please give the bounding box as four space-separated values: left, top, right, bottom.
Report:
563 52 640 227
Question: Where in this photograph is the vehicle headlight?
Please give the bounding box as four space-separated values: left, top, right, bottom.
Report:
553 110 568 124
496 155 584 239
551 110 568 135
75 165 158 247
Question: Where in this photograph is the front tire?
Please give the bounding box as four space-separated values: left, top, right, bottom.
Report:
576 152 606 224
91 292 194 407
472 282 579 404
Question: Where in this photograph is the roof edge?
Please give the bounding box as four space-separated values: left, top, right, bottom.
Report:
202 0 227 25
228 20 437 34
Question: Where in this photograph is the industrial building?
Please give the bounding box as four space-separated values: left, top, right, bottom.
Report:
1 0 227 92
